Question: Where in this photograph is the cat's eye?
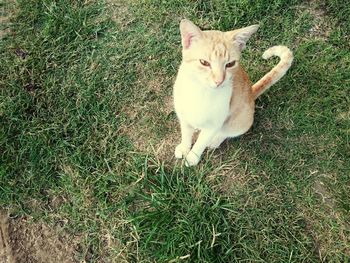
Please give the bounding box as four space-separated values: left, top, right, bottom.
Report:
199 59 211 67
226 61 236 68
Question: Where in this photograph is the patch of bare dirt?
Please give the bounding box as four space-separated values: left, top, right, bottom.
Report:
0 17 10 40
106 0 135 29
295 1 333 42
0 0 16 40
119 95 179 163
0 210 81 263
0 211 14 263
303 208 350 261
118 68 180 163
313 178 337 209
299 172 350 261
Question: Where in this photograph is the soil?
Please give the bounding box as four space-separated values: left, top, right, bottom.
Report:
0 210 80 263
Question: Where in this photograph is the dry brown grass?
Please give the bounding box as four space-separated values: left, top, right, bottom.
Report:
299 172 350 261
0 0 16 40
295 1 333 42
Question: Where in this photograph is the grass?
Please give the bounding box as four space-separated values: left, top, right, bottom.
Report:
1 0 349 262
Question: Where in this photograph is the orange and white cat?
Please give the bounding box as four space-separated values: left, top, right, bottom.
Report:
173 19 293 166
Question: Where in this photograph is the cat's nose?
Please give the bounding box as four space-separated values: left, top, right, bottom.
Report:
214 77 224 87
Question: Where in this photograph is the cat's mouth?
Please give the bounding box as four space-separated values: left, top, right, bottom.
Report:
211 76 230 89
212 81 225 89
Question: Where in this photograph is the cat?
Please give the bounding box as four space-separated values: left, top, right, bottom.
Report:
173 19 293 166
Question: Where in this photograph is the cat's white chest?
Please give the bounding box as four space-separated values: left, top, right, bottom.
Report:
174 71 232 130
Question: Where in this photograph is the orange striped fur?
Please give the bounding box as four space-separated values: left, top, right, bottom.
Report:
252 46 294 99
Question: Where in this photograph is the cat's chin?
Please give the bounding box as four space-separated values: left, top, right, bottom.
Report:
210 83 226 89
212 79 231 89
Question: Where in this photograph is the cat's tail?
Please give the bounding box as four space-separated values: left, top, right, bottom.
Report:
252 45 293 99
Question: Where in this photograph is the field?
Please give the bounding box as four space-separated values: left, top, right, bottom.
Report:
0 0 349 262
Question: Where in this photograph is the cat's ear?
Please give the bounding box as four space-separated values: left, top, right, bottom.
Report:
180 19 202 49
227 25 259 50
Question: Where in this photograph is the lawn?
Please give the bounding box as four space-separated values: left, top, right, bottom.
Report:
0 0 349 262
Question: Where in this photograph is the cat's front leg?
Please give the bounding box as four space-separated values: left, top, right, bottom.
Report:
185 129 218 166
175 120 195 159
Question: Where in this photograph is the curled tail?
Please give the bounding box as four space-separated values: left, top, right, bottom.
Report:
252 45 293 99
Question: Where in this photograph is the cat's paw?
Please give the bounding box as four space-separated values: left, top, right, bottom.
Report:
175 144 190 159
185 151 200 167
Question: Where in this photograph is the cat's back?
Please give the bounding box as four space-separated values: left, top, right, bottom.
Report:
223 65 255 131
230 65 254 107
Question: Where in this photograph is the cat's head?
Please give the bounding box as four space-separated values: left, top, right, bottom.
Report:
179 19 259 88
